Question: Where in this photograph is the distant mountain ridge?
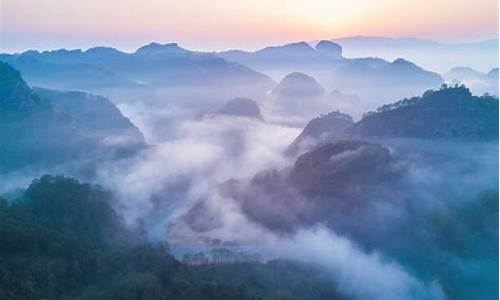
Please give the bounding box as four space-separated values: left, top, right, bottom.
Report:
1 40 448 113
219 40 342 68
331 57 442 88
444 66 499 96
0 42 275 92
216 40 443 108
331 36 498 73
331 36 498 50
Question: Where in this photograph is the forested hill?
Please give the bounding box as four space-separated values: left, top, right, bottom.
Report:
0 175 348 300
348 85 499 139
0 62 145 173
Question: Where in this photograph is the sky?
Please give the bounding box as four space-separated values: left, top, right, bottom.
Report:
1 0 498 53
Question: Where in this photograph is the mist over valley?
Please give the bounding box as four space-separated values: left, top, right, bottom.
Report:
0 29 498 300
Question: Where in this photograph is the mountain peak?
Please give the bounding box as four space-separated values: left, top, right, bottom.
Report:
315 40 342 59
20 50 40 56
279 72 322 88
488 68 499 79
273 72 325 99
41 49 83 56
260 41 314 54
281 72 317 82
446 66 484 80
387 58 425 72
0 62 44 112
0 62 29 98
286 111 354 155
283 41 313 49
392 58 413 65
216 97 263 120
134 42 188 55
85 46 123 56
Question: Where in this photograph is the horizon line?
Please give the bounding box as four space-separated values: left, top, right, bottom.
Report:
1 35 499 55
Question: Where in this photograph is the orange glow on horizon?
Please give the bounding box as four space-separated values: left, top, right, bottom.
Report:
1 0 498 52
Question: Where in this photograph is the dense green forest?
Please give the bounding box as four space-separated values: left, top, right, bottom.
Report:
0 175 347 300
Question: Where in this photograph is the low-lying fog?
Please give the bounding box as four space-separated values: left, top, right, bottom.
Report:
98 100 497 300
0 40 497 300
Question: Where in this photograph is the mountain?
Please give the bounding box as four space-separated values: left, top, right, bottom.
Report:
272 72 325 99
0 174 351 300
219 40 343 64
219 41 319 68
267 72 332 125
0 61 47 113
331 58 443 88
216 40 442 85
488 67 499 79
230 136 498 299
215 97 263 120
0 51 134 90
240 140 402 232
348 85 499 139
217 41 443 111
134 42 191 56
331 36 439 49
285 85 499 159
287 141 399 198
286 111 354 155
445 66 485 80
0 43 275 93
327 90 364 120
217 40 347 82
315 40 343 59
257 41 317 56
445 66 499 96
34 87 145 145
0 62 145 173
328 57 443 109
128 43 274 88
223 40 342 63
332 36 499 73
0 62 71 171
